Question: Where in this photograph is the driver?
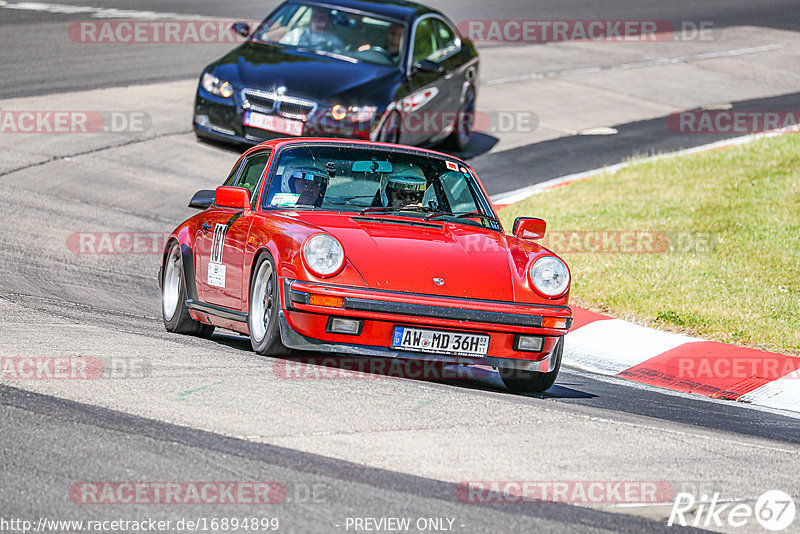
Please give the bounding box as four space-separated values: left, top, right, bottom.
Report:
383 163 427 208
283 6 344 51
357 22 404 62
285 161 328 207
386 23 404 58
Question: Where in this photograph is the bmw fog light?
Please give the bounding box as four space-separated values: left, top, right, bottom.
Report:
195 114 210 127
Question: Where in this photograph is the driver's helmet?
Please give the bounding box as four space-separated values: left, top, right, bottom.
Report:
383 163 426 207
281 159 328 206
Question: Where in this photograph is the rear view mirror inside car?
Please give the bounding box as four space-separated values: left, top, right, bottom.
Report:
352 160 393 173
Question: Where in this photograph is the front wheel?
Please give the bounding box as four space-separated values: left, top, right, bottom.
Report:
499 336 563 393
377 111 401 144
161 242 215 338
248 253 288 355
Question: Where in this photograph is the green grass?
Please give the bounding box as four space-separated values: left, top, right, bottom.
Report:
499 134 800 355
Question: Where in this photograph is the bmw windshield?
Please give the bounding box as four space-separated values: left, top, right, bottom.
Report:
262 145 500 230
252 3 406 67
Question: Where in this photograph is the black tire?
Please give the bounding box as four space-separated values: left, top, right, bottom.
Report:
161 242 215 338
499 336 563 393
248 253 288 355
378 110 401 144
444 87 475 152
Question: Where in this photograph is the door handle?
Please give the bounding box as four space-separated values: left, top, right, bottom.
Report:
201 222 213 233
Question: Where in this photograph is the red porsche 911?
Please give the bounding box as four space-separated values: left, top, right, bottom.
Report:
160 138 572 392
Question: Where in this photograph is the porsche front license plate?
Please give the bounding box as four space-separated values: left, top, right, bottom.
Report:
391 327 490 357
244 111 303 136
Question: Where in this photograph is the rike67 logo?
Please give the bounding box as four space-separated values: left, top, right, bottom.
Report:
669 490 796 531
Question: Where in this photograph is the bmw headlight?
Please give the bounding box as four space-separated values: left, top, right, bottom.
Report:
201 72 234 98
330 105 377 122
303 234 345 277
530 256 570 298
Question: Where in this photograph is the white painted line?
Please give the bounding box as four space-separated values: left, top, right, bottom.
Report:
579 126 618 136
0 1 210 20
491 125 800 204
486 44 788 85
564 319 702 375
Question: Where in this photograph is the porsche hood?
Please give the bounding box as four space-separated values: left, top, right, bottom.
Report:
292 213 517 301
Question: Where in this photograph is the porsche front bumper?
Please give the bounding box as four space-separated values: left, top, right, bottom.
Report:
279 279 572 372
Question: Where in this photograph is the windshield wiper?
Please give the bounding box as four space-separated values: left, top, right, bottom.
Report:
313 50 358 63
424 211 500 223
359 206 442 215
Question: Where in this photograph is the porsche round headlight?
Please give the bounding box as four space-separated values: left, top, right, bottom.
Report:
530 256 570 297
303 234 345 277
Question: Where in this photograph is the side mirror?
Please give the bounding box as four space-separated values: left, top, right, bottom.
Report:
412 59 444 75
513 217 546 240
188 190 215 210
215 186 251 210
231 22 251 38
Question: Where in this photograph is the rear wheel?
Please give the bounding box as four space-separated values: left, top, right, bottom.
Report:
248 253 288 355
499 336 563 393
161 242 215 338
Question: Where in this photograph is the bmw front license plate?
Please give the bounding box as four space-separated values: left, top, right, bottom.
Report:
244 111 304 136
391 327 490 357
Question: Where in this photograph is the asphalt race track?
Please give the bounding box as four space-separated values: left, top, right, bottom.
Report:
1 1 799 533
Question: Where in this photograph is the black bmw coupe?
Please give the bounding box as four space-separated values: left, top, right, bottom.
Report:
193 0 479 151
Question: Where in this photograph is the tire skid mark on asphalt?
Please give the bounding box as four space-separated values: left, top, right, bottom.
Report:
486 43 788 85
0 128 191 179
0 1 212 20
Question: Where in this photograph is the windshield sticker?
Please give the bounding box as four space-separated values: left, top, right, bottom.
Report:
271 193 300 207
446 161 458 171
460 166 469 174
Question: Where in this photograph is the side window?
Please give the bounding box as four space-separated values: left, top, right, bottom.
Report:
222 161 242 187
236 152 271 209
412 19 438 64
432 19 458 59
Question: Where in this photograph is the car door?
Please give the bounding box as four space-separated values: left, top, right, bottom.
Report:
195 151 270 310
430 17 465 138
402 17 454 146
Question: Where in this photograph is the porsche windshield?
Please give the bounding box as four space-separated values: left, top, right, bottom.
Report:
252 4 406 67
263 146 498 229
